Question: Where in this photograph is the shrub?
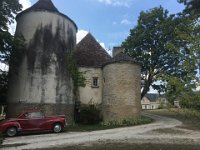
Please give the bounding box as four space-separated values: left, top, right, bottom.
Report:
76 105 102 125
180 92 200 110
102 116 153 127
0 133 4 145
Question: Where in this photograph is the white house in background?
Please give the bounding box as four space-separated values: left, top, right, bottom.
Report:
141 93 168 110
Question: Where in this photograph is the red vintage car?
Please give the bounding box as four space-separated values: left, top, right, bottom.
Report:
0 111 66 137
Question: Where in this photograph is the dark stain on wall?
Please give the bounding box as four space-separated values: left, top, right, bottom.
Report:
27 22 75 75
26 21 75 104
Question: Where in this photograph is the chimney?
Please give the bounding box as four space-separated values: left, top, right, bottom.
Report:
112 47 124 57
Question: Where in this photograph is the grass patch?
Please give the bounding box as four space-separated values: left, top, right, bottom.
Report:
146 109 200 131
65 116 153 132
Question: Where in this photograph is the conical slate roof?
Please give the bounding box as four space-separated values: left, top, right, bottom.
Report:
27 0 59 12
75 33 111 67
16 0 77 30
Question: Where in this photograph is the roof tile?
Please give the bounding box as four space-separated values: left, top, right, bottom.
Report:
75 33 111 67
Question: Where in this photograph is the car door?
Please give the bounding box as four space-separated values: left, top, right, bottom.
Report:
26 112 46 131
17 114 31 131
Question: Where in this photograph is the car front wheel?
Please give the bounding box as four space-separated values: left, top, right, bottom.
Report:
6 127 17 137
53 123 63 133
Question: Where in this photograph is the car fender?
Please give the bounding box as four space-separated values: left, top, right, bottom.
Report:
1 121 21 132
42 119 64 129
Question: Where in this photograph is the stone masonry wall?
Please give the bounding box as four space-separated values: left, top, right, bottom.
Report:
7 10 77 121
102 62 141 122
78 67 103 105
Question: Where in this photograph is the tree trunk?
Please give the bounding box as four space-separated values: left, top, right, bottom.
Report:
141 76 153 99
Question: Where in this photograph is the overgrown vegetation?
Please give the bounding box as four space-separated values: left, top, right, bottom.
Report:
0 133 4 145
101 116 153 127
166 91 200 110
66 115 153 132
180 92 200 110
75 104 102 125
174 108 200 121
66 52 86 93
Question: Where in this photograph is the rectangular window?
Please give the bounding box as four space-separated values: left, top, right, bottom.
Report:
92 77 99 87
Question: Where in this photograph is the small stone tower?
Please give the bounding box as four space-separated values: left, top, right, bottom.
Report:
7 0 77 122
102 47 142 122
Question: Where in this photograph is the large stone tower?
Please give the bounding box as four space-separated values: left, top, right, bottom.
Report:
7 0 77 121
102 48 142 122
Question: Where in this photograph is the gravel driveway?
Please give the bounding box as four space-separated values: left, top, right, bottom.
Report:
1 113 200 150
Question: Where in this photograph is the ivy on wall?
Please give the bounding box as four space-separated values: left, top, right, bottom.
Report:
66 51 86 93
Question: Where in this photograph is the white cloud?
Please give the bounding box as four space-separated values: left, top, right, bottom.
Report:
76 30 89 44
112 21 117 25
100 42 106 49
8 0 32 35
98 41 112 56
121 19 131 25
19 0 32 10
77 30 111 55
97 0 131 7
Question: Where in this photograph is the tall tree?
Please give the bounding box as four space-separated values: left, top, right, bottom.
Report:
122 6 199 99
0 0 22 64
0 0 22 104
178 0 200 86
178 0 200 17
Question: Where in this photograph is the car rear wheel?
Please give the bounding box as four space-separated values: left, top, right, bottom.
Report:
6 127 17 137
53 123 62 133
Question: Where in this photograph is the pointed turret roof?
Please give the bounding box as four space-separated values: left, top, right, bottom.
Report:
28 0 59 12
103 52 142 66
16 0 77 30
75 33 111 67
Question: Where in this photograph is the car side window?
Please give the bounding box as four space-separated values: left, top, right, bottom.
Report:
26 112 44 119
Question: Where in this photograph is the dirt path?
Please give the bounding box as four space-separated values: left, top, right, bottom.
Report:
1 113 200 150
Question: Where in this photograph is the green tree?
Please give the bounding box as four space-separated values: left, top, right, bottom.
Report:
0 71 8 104
178 0 200 17
0 0 22 64
122 6 199 99
0 0 22 104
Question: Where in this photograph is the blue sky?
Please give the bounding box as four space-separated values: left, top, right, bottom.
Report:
25 0 184 50
14 0 199 94
11 0 185 93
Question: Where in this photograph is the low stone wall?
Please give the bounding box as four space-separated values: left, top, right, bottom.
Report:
6 103 74 123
